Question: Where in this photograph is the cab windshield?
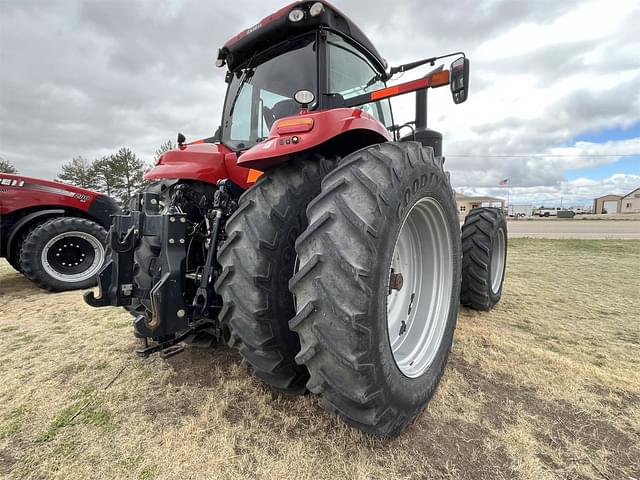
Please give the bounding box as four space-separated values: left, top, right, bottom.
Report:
221 34 317 151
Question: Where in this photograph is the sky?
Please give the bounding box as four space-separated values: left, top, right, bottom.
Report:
1 0 639 207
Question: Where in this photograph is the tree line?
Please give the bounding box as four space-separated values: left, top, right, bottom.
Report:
0 157 18 174
0 142 175 207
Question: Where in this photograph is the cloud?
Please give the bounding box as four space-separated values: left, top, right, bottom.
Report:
0 0 639 206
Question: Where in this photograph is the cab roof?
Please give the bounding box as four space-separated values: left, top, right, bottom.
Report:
218 1 387 73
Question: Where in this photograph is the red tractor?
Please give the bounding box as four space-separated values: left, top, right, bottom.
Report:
0 174 119 290
85 1 507 436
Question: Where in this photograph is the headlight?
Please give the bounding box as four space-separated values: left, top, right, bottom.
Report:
288 8 304 22
309 2 324 16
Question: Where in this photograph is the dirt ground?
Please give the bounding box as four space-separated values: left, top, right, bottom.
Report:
1 239 639 480
507 219 640 239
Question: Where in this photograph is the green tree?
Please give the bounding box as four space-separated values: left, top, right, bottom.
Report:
91 156 120 199
101 148 145 205
154 140 175 163
56 156 98 189
0 157 18 174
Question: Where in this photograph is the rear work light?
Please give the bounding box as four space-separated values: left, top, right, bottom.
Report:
310 2 325 16
288 8 304 22
275 117 314 134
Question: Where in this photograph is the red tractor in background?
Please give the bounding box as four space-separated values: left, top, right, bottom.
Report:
85 1 507 436
0 174 119 290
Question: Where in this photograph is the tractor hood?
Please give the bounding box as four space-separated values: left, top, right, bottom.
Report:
145 142 254 189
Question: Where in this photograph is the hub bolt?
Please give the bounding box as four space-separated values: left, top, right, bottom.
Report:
176 309 186 318
390 272 404 291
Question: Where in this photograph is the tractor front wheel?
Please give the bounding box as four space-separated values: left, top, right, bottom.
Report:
290 142 461 436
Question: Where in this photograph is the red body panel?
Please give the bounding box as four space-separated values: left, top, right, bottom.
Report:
144 109 391 185
144 143 255 189
0 173 98 215
238 108 391 169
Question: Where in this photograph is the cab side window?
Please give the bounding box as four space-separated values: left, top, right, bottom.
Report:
327 33 393 129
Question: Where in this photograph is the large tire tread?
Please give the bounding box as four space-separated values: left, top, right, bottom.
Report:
216 155 337 394
7 220 48 273
460 207 507 310
290 142 460 436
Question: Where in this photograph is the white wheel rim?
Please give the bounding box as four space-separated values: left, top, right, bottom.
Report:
41 231 105 283
491 228 505 294
387 197 453 378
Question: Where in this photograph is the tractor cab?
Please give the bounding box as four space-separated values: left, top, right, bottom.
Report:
215 0 469 167
217 1 393 153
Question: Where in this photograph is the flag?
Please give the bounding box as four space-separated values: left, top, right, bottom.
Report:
499 178 509 186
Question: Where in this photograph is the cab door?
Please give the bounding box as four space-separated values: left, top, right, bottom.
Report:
324 32 394 130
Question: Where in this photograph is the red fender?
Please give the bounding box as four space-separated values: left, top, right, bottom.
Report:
237 108 392 169
145 143 256 189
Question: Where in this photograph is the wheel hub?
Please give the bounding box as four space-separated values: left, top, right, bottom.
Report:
42 231 105 282
389 271 404 291
386 197 453 378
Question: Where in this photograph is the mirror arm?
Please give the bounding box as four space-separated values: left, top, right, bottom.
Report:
388 57 437 77
385 51 465 80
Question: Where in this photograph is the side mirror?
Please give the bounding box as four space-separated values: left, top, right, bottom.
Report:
450 58 470 104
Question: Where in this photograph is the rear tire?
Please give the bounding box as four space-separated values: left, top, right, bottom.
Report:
20 217 107 291
290 142 461 436
216 155 337 394
460 207 507 311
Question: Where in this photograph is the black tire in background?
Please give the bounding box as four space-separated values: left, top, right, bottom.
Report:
6 220 48 273
20 217 107 291
216 155 337 394
460 207 507 311
290 142 461 436
121 182 164 317
130 234 162 318
7 243 24 273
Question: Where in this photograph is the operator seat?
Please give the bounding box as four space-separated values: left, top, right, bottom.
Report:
263 99 301 128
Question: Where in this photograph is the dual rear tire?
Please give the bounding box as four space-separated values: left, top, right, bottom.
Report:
213 142 506 435
216 156 337 394
290 142 461 435
219 142 464 435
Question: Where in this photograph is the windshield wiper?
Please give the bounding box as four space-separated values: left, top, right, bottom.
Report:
228 68 254 116
363 73 381 91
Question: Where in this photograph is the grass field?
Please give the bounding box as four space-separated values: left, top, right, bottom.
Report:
1 239 638 480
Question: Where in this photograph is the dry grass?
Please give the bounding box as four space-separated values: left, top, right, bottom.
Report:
0 239 638 480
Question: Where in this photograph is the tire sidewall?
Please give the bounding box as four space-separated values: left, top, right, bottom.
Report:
372 156 462 410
